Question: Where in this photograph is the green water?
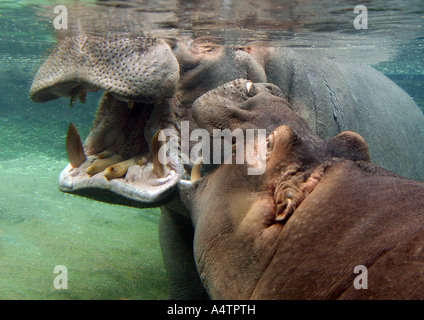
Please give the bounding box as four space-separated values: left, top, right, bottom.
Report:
0 0 423 300
0 4 168 300
0 106 168 299
0 104 168 299
0 155 166 299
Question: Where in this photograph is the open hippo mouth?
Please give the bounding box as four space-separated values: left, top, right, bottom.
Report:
30 34 184 207
58 96 184 207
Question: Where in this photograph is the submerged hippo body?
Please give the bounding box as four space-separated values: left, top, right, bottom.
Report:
180 89 424 299
30 34 424 299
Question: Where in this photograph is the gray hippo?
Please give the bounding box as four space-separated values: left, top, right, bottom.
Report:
30 35 424 299
179 84 424 299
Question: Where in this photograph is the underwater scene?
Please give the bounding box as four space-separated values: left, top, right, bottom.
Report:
0 0 423 300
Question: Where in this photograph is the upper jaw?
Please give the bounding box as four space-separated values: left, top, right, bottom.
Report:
29 34 186 207
29 35 180 104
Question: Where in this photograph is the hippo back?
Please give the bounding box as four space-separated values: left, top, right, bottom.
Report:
264 48 424 180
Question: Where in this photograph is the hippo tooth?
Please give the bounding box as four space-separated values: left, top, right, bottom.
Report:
86 154 123 176
97 149 114 159
246 81 253 94
127 100 135 110
69 85 87 107
190 157 203 183
66 122 87 168
69 96 77 108
136 156 148 166
103 155 142 180
78 90 87 104
152 130 169 178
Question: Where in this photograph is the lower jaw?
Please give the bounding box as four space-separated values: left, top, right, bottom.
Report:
59 156 182 207
61 93 184 207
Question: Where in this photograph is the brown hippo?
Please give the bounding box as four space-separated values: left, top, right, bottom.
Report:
179 93 424 300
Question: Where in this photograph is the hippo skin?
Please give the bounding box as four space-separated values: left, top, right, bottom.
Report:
30 35 424 299
180 82 424 299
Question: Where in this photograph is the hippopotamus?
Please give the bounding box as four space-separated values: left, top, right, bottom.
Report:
179 83 424 299
29 34 424 299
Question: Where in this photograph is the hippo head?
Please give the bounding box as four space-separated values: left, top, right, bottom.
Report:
179 98 370 299
30 35 184 206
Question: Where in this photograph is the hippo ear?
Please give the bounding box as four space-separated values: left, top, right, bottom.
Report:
326 131 370 162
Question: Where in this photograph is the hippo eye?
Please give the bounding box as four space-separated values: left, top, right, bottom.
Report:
266 133 275 160
267 133 275 151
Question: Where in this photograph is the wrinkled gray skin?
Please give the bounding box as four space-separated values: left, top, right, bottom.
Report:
30 35 424 299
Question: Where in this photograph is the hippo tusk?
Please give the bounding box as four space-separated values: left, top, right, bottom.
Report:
69 85 87 107
152 130 169 178
78 90 87 104
246 81 253 94
190 157 203 183
66 122 87 168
